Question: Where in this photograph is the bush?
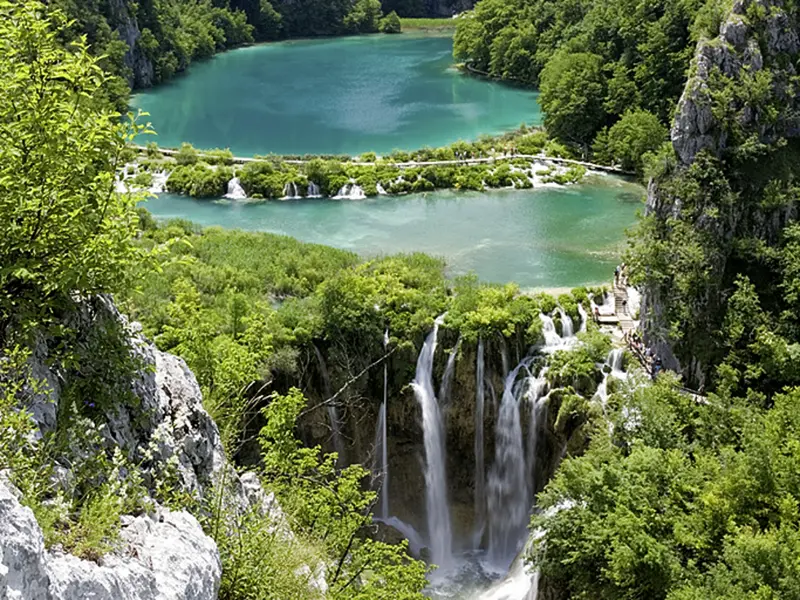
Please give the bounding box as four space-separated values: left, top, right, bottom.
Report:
175 143 199 165
381 11 402 34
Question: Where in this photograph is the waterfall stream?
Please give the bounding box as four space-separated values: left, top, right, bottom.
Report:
539 313 562 348
557 307 574 338
577 303 588 333
411 314 452 568
312 344 345 461
474 338 486 547
487 358 533 567
223 176 247 200
439 336 461 409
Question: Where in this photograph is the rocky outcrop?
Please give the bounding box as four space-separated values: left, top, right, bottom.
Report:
642 0 800 384
3 295 307 599
1 480 220 600
107 0 154 88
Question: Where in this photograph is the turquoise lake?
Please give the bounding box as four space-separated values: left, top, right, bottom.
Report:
146 177 643 289
131 34 542 156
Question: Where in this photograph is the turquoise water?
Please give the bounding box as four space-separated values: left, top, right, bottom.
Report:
131 34 541 157
144 177 643 288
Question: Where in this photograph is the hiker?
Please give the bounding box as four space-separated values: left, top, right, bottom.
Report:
621 298 628 315
614 265 620 285
593 306 600 322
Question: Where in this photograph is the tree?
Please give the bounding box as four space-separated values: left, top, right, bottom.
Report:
0 1 145 335
539 52 607 148
344 0 383 33
380 10 402 33
595 109 668 172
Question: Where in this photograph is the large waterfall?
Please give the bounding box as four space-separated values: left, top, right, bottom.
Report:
487 358 533 567
474 338 486 546
439 336 461 409
411 314 452 567
334 182 366 200
526 369 549 500
312 344 345 461
282 181 301 199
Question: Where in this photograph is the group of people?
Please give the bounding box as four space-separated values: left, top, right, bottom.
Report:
614 262 629 287
624 330 663 379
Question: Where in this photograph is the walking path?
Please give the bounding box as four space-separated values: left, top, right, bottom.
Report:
131 145 635 176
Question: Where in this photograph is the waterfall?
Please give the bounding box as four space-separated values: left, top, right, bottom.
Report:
282 181 300 199
439 336 461 408
374 402 389 519
557 308 574 338
380 329 390 519
474 338 486 547
539 313 562 348
500 337 510 376
223 176 247 200
606 348 625 375
577 303 587 333
376 182 388 195
411 314 452 567
307 181 322 197
334 182 366 200
525 370 549 500
312 344 345 462
487 358 533 567
373 516 426 556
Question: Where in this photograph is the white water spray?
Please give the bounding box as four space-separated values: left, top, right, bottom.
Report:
538 314 562 348
224 177 247 200
334 182 366 200
557 308 574 338
474 337 486 546
411 314 452 567
487 358 533 567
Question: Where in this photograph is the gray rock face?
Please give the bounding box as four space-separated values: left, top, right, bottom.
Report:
1 480 220 600
28 296 229 499
107 0 154 87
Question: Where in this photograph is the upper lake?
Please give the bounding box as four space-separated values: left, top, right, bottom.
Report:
131 34 542 156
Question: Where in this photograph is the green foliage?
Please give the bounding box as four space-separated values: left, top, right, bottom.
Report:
540 52 607 147
345 0 383 32
167 164 233 198
594 110 668 173
531 379 800 600
454 0 701 148
381 11 403 33
0 1 146 336
258 390 429 597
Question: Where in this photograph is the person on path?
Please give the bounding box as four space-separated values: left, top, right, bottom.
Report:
621 298 628 315
614 265 620 285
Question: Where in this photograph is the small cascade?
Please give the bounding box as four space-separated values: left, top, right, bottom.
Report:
487 358 533 567
312 344 345 461
500 337 510 377
474 338 486 547
282 181 300 199
557 308 574 338
223 176 247 200
577 303 588 333
374 402 389 519
606 348 625 376
538 313 562 348
439 336 461 408
334 182 366 200
376 182 388 195
380 329 390 518
307 181 322 197
411 314 452 568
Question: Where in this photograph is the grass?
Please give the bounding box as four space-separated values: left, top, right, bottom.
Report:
400 17 458 31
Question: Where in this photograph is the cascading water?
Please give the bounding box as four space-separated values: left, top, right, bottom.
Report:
411 314 452 568
557 308 574 338
577 303 588 333
376 182 388 195
312 344 345 461
334 182 366 200
607 348 625 376
282 181 300 199
525 370 549 500
307 181 322 197
439 336 461 409
487 358 533 567
474 338 486 547
374 402 389 518
380 329 390 518
538 313 562 348
224 176 247 200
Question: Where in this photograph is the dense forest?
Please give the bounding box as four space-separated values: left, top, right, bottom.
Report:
2 0 800 599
